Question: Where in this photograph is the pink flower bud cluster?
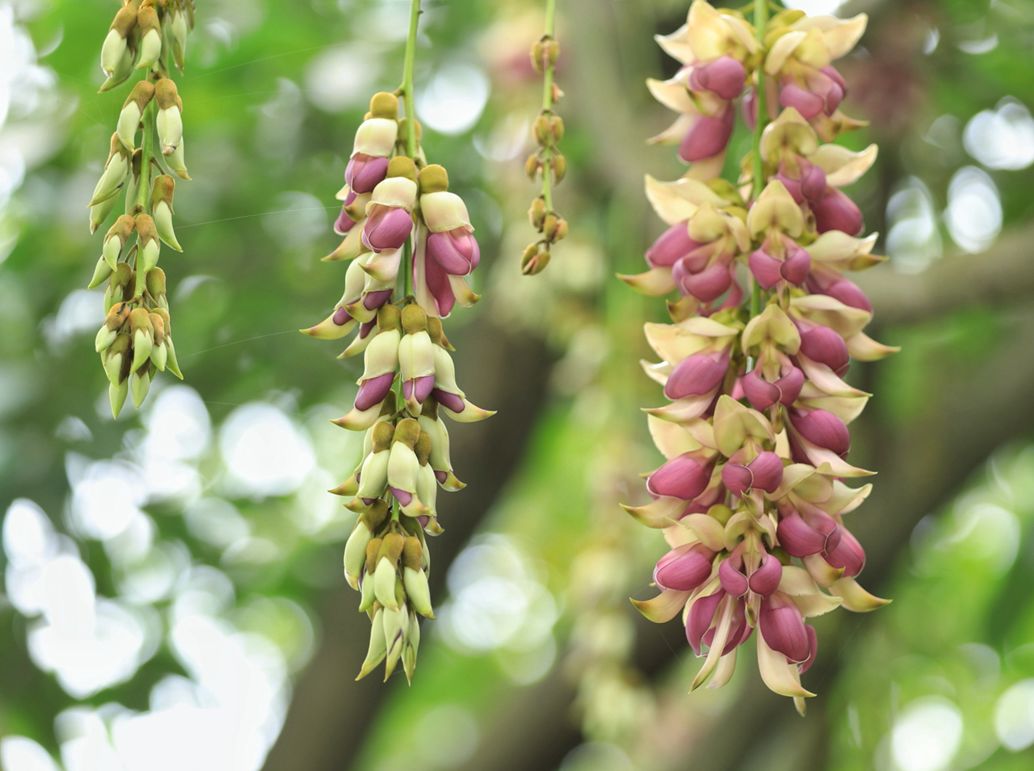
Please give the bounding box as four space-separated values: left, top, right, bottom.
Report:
624 1 895 710
300 91 491 683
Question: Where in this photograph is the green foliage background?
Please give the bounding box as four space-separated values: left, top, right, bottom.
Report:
1 1 1034 770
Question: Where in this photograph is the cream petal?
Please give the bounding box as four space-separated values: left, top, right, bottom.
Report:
760 107 818 159
420 190 472 232
640 359 672 386
794 13 868 61
649 414 704 458
646 394 716 424
352 117 398 157
655 24 696 64
631 588 691 623
757 632 816 698
827 481 872 516
622 496 685 529
645 174 724 223
765 30 807 75
829 576 891 611
648 114 695 146
812 143 878 186
646 76 698 114
846 331 900 361
618 268 677 296
644 322 712 361
790 294 872 338
686 0 731 61
370 176 418 209
679 512 727 551
747 180 805 237
713 395 773 457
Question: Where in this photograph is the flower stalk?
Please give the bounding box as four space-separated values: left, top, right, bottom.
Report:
522 0 568 275
302 0 492 683
623 0 895 712
91 0 195 417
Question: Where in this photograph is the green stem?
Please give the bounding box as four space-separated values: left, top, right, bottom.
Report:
399 0 421 299
135 99 156 214
401 0 421 161
540 0 557 211
748 0 769 326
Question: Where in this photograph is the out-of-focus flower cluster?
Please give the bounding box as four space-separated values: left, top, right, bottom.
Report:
90 0 194 417
623 1 894 712
522 26 568 275
302 91 491 682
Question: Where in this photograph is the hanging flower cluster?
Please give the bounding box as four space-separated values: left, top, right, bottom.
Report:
302 80 491 680
623 1 895 712
90 0 193 417
522 0 568 275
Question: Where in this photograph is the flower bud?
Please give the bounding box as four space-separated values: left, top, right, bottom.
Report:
129 368 151 408
689 56 747 100
544 214 567 242
790 408 850 456
346 155 390 195
740 364 804 411
367 208 415 254
779 83 824 120
777 511 835 557
721 463 752 497
155 79 184 156
748 553 783 596
150 175 182 251
654 544 714 591
551 153 567 182
646 223 699 268
101 5 136 77
116 80 155 150
719 556 749 597
799 324 849 374
646 454 712 501
812 187 863 235
426 229 479 276
109 380 129 418
528 197 547 229
664 352 728 400
825 524 865 576
760 593 811 663
168 8 191 71
403 567 434 618
90 134 130 207
524 154 541 179
521 243 550 275
673 260 733 302
343 521 372 590
135 5 162 70
685 591 723 656
747 451 783 493
678 107 734 163
530 35 559 73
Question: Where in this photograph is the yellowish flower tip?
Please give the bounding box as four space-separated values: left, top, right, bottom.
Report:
368 91 399 119
387 155 417 181
417 164 449 194
371 421 395 452
401 303 428 334
392 418 421 449
376 303 401 331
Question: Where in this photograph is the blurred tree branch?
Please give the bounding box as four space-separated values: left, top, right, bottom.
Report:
859 224 1034 324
